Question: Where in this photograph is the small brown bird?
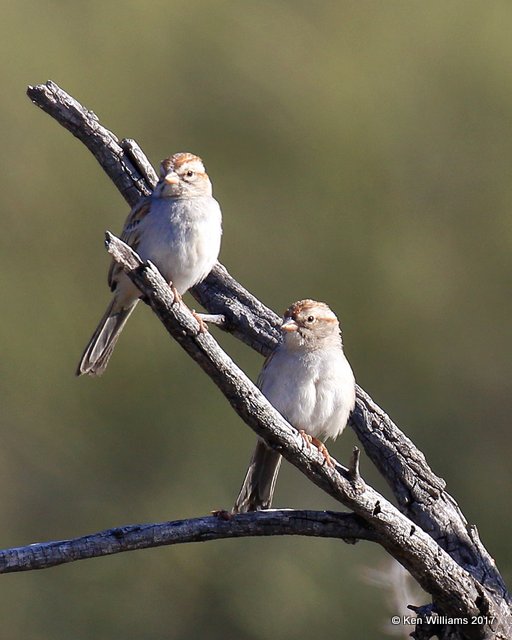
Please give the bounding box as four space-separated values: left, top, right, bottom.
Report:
77 152 222 376
233 299 356 513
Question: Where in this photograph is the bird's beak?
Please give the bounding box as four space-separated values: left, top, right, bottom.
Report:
164 172 179 185
281 318 298 332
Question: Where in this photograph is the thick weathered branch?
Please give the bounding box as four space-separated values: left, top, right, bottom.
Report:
26 80 511 639
26 82 156 205
0 510 374 574
352 389 508 603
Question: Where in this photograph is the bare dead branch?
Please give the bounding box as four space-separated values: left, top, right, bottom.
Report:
25 80 511 639
26 81 152 206
0 510 375 574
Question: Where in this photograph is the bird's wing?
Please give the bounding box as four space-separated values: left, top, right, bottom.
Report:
108 197 152 290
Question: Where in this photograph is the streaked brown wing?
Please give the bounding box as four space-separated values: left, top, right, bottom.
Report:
256 350 275 390
107 197 152 290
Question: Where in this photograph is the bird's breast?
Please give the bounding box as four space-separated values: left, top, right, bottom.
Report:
260 347 355 441
137 196 222 293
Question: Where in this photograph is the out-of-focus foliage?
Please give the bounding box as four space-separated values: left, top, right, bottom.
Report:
1 2 511 638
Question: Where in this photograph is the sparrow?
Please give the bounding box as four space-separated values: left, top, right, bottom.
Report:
77 152 222 376
233 299 356 512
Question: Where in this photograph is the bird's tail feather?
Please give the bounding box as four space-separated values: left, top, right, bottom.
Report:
233 440 282 513
76 298 137 377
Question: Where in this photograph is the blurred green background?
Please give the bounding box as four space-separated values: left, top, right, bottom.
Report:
1 1 511 638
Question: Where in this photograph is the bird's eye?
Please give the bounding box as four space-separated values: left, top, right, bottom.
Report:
307 315 315 323
186 170 195 178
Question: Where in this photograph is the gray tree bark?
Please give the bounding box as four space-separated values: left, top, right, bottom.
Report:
18 80 511 640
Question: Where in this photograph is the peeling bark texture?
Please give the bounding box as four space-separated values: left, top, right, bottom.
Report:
24 81 511 639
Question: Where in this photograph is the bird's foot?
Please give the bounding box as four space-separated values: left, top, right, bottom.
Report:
299 431 333 467
169 282 182 305
211 509 233 520
192 310 208 334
